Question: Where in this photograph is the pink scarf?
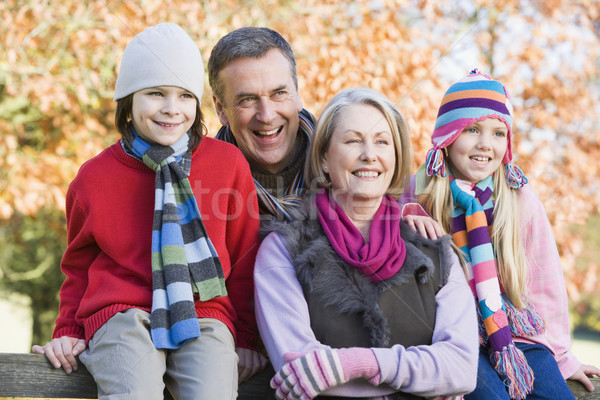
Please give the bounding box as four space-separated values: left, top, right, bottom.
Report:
315 191 406 282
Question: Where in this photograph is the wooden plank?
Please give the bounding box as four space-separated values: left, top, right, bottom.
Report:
3 352 597 400
0 352 273 399
568 378 600 400
0 353 97 398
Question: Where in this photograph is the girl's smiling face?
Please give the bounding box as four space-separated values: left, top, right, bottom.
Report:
131 85 197 146
447 117 509 184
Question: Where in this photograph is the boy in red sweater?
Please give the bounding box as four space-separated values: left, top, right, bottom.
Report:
32 23 265 399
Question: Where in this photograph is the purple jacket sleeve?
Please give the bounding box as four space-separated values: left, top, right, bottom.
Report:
254 232 322 371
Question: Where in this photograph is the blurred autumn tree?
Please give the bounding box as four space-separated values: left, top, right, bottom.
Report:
1 0 599 345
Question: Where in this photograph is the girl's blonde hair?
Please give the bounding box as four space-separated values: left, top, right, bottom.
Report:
418 167 528 308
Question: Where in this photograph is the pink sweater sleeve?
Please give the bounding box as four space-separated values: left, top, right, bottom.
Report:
518 184 581 379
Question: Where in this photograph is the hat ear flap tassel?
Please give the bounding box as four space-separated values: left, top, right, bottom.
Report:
505 164 528 189
425 148 447 178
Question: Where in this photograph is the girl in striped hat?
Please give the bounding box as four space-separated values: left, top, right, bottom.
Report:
411 69 599 399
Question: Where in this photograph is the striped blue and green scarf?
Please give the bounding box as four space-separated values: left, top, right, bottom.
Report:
124 127 227 349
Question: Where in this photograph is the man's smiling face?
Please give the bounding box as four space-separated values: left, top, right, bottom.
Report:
214 48 303 174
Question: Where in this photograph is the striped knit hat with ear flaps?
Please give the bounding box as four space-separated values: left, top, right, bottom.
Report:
425 69 527 189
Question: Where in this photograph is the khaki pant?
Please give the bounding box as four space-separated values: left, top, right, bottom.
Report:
79 308 238 400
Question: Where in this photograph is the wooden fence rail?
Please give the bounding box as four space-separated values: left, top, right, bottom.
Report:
0 352 272 399
0 352 598 399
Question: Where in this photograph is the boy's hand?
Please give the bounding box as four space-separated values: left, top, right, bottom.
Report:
32 336 86 374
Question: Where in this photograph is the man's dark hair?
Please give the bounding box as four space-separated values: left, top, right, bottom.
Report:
208 27 298 103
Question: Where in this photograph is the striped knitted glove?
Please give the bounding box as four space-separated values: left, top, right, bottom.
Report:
270 348 380 400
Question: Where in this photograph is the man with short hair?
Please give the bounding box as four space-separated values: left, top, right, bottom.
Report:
207 27 315 389
207 27 442 390
208 27 316 221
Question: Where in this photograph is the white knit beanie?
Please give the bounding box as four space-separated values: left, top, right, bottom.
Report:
114 23 204 102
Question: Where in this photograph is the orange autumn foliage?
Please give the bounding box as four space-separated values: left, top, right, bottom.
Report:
1 0 599 331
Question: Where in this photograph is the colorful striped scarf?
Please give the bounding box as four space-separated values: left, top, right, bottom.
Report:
450 176 543 399
216 109 315 221
124 128 227 349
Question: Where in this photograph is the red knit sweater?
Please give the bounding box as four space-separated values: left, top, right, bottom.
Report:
52 137 261 350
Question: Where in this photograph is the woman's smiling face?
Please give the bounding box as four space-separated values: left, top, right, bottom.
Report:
322 103 396 208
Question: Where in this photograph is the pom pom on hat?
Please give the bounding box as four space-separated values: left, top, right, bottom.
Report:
114 23 204 102
425 68 526 188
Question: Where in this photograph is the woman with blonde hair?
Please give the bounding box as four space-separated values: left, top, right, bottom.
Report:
254 87 478 399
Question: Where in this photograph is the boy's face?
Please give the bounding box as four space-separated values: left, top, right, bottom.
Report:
131 86 196 146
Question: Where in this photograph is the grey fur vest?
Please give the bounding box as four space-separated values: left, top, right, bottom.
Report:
262 196 454 350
